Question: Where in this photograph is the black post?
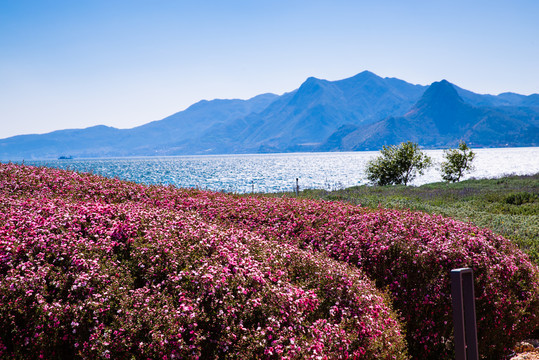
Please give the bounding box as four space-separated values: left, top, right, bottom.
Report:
295 178 299 196
451 268 479 360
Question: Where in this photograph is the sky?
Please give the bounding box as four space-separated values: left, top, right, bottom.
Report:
1 0 538 139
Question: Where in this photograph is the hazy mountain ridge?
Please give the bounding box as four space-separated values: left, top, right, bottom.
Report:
1 71 537 160
146 71 427 154
319 79 538 150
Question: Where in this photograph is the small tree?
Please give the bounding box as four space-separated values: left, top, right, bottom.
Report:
440 141 475 182
366 141 432 186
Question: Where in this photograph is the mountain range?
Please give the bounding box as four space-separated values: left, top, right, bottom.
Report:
1 71 538 160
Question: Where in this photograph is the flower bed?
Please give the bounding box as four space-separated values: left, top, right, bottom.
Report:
0 164 406 359
170 191 539 359
1 163 538 359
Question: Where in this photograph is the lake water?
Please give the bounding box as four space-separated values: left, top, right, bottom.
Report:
13 147 539 194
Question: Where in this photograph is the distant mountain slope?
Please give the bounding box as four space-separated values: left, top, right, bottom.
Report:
0 125 124 160
118 93 279 155
320 80 539 150
1 71 538 160
455 86 539 108
181 71 426 153
0 94 279 160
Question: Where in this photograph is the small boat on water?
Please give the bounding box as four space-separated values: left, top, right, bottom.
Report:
58 155 73 160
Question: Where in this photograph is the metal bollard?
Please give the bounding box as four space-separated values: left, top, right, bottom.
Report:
451 268 479 360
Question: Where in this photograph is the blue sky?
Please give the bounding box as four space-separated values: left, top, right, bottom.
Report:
1 0 538 138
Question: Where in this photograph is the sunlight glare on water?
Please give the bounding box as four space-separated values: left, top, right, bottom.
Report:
16 147 539 193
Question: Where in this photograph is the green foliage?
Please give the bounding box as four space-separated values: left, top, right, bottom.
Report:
504 191 538 206
366 141 432 186
440 141 476 182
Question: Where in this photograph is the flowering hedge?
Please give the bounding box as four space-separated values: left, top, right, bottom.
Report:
0 164 407 359
172 191 539 359
1 163 538 359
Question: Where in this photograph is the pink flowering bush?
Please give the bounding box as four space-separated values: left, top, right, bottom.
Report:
171 192 539 359
2 163 538 359
170 193 539 359
0 164 407 359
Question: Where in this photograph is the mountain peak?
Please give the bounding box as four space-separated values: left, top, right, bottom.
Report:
289 76 333 105
405 79 475 134
426 79 458 94
296 76 328 91
301 76 325 87
356 70 378 78
346 70 381 82
416 79 464 108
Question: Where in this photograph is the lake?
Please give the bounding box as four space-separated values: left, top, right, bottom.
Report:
13 147 539 193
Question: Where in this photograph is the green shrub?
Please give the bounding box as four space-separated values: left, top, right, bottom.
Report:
366 141 432 186
505 192 537 206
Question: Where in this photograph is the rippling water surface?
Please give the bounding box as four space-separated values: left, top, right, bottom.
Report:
16 147 539 193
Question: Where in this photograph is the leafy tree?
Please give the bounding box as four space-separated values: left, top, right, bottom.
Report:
440 141 475 182
366 141 432 186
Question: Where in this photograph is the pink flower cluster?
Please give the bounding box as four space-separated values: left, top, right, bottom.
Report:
170 190 539 359
1 163 538 359
172 188 539 359
0 164 407 359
